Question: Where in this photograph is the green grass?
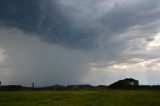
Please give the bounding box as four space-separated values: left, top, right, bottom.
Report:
0 89 160 106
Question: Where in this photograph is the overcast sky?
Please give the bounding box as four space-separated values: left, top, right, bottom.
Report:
0 0 160 86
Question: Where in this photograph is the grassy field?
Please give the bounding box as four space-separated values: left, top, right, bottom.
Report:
0 89 160 106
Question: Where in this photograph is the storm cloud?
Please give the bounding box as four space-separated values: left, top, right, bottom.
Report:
0 0 160 86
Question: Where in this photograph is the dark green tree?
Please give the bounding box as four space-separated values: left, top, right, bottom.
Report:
109 78 139 89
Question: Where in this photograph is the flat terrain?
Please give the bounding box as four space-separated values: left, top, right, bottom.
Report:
0 90 160 106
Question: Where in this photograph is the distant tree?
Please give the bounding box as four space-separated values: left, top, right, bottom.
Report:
109 78 139 89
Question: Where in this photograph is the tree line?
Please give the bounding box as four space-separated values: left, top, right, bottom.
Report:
0 78 160 91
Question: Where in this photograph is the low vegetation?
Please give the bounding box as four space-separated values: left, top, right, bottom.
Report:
0 90 160 106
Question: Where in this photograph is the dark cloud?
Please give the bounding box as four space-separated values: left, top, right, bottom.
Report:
0 0 41 31
100 0 160 35
0 0 160 49
145 37 154 42
0 0 97 49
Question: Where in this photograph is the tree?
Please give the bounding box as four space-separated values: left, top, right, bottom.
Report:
109 78 139 89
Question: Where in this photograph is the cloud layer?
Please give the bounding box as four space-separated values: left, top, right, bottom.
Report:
0 0 160 86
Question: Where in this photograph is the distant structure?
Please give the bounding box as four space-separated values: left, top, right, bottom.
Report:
0 81 1 90
32 82 34 91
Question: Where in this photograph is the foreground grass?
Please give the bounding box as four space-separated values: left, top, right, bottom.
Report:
0 89 160 106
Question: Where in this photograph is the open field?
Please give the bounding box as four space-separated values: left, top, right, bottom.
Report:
0 90 160 106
